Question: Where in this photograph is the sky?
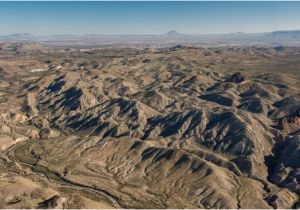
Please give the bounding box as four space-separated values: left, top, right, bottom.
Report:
1 1 300 35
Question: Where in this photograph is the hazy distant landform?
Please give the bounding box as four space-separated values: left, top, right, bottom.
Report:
0 35 300 209
1 30 300 48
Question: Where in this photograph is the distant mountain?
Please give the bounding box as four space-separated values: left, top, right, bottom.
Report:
1 29 300 47
162 30 184 37
270 30 300 39
9 33 33 38
0 33 35 41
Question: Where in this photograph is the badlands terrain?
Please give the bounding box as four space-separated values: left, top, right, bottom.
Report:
0 42 300 208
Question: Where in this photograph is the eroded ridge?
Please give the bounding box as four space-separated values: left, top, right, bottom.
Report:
0 45 300 208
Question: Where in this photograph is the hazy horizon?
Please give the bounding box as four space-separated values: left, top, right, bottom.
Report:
2 29 300 37
1 2 300 36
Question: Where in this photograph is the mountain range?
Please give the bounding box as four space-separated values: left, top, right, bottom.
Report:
1 30 300 47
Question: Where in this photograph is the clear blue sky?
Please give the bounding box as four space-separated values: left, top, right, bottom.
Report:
1 2 300 35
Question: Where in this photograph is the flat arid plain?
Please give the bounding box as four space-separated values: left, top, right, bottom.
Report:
0 41 300 209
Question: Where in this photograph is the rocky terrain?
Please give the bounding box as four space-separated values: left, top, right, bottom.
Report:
0 43 300 208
